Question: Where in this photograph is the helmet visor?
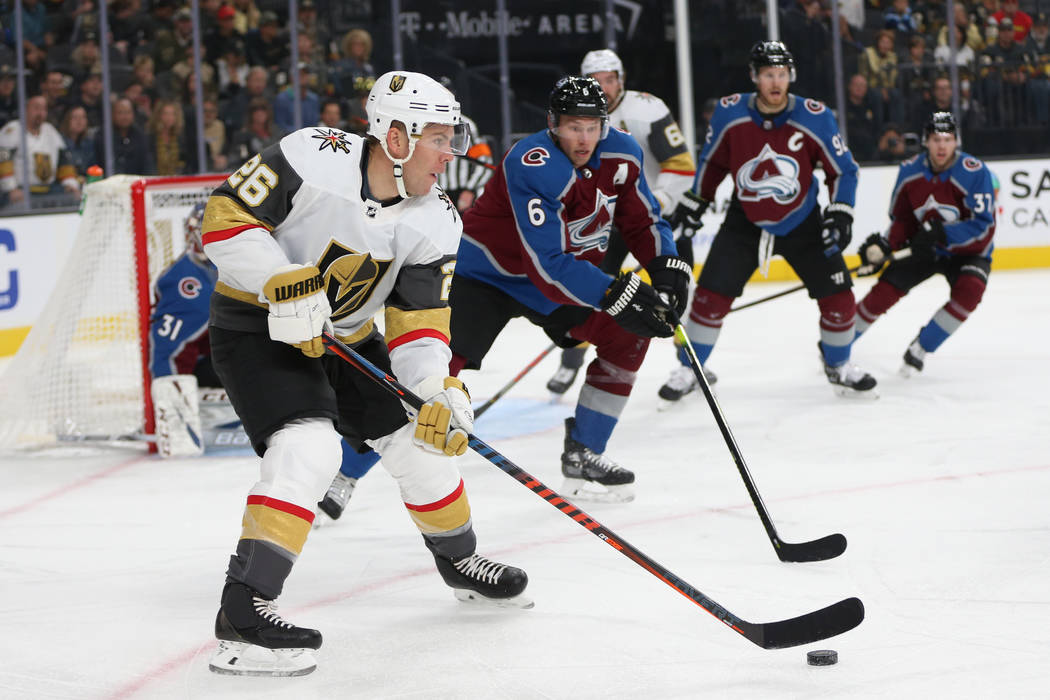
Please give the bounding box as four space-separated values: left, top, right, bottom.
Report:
414 122 471 156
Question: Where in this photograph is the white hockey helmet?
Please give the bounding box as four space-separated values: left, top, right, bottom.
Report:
366 71 470 197
580 49 624 82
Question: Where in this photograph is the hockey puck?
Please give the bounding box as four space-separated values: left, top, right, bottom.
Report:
806 650 838 666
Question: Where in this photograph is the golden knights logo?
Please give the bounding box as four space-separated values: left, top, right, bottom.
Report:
317 240 393 320
389 75 406 92
310 128 351 154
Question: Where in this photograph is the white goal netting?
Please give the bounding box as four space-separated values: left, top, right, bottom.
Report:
0 174 226 451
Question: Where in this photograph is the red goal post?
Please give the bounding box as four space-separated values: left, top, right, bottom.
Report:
0 173 228 451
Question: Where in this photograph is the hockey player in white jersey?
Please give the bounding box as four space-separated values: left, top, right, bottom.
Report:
202 71 530 677
546 48 700 395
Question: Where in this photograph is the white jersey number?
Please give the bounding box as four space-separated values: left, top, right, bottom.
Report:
226 154 279 207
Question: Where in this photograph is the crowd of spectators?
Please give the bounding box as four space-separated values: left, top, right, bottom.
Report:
0 0 383 208
779 0 1050 161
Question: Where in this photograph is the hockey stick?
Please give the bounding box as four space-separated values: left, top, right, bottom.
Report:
672 320 846 562
474 342 557 419
320 331 863 648
728 248 912 314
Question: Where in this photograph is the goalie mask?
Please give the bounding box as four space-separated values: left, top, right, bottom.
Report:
185 202 207 264
749 40 797 83
366 71 469 198
547 76 609 140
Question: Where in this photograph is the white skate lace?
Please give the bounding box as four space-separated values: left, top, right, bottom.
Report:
454 554 506 585
582 448 626 475
664 365 697 392
252 596 294 629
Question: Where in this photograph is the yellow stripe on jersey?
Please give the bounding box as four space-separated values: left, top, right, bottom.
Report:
203 194 271 236
661 150 696 172
404 482 471 534
384 307 451 346
215 280 267 308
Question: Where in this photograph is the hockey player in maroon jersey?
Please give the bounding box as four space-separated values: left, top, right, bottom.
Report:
449 76 691 503
853 112 997 375
660 41 877 400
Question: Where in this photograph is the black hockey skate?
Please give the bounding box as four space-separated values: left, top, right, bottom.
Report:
209 582 322 676
316 472 357 522
818 343 878 398
434 552 533 608
560 417 635 503
900 337 925 377
546 365 579 395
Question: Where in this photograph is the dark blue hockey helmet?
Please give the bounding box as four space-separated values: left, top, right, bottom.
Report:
749 41 797 83
547 76 610 139
923 111 958 142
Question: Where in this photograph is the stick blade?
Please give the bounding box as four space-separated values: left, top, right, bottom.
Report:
744 597 865 649
776 533 848 562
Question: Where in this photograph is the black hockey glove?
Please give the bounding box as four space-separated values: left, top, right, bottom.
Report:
911 219 947 262
820 203 854 257
667 190 710 238
647 254 692 320
857 233 892 276
601 271 675 338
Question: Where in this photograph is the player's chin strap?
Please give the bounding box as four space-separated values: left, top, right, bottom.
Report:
380 138 419 199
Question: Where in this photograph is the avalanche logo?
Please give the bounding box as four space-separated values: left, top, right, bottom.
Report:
963 157 982 172
735 144 801 205
178 276 203 299
567 189 616 253
804 99 826 114
720 94 741 108
914 194 960 223
521 147 550 167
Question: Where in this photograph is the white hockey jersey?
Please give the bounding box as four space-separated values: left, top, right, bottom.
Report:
201 126 462 389
608 90 695 214
0 120 79 193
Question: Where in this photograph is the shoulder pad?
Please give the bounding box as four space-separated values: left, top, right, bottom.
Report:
279 127 358 184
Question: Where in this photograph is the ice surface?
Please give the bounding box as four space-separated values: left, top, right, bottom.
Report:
1 270 1048 699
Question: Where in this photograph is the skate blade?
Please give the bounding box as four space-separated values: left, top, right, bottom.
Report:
311 511 334 530
453 588 535 609
561 478 635 503
208 640 317 677
831 385 880 400
898 364 920 378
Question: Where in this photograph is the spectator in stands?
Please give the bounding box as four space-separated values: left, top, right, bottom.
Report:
145 0 178 39
244 11 287 74
148 98 195 176
992 0 1032 42
110 0 152 60
70 30 105 83
982 16 1030 70
170 44 217 101
231 0 261 35
0 66 18 127
67 71 105 130
132 55 158 100
288 33 328 91
205 4 243 67
318 98 344 130
938 2 985 52
273 63 320 133
845 73 880 161
153 6 195 74
875 123 910 162
860 30 900 121
331 28 375 97
911 75 954 132
217 39 250 99
974 0 1000 33
935 24 978 74
59 105 97 179
781 0 831 100
342 75 373 135
1023 13 1050 65
98 97 152 175
39 69 71 126
900 35 935 104
885 0 920 34
958 77 987 129
297 0 329 62
221 65 270 135
122 82 153 129
202 98 227 171
226 100 281 163
0 95 79 207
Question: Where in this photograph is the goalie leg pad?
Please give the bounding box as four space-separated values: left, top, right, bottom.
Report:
151 374 204 457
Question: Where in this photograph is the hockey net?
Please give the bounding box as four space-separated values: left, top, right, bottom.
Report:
0 174 227 451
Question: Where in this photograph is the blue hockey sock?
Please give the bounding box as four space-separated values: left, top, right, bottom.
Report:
571 405 618 455
339 440 381 479
917 319 951 353
819 340 851 367
677 341 713 368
